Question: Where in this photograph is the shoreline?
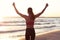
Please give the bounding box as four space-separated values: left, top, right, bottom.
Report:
19 29 60 40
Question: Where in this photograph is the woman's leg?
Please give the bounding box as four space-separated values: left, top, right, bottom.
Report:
25 28 30 40
31 33 35 40
30 28 35 40
25 34 30 40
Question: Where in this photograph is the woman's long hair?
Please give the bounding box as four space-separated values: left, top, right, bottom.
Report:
28 7 35 20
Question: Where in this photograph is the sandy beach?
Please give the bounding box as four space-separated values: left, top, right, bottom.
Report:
20 30 60 40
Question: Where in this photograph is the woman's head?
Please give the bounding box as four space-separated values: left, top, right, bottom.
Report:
27 7 34 15
28 7 32 12
27 7 35 19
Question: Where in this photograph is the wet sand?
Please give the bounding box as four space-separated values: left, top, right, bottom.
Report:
19 30 60 40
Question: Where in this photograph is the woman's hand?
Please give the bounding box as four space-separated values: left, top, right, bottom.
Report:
13 2 15 7
46 3 48 7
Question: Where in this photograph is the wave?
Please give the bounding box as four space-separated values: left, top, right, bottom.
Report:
0 25 57 33
0 17 60 34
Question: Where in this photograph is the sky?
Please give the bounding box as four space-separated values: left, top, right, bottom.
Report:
0 0 60 17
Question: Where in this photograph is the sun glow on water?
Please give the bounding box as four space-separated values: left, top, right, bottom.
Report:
0 17 4 22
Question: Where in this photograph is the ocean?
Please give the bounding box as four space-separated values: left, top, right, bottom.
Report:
0 17 60 40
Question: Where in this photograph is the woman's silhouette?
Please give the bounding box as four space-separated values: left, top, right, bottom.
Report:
12 2 48 40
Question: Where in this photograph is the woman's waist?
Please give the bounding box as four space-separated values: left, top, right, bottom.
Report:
26 25 34 28
26 27 34 29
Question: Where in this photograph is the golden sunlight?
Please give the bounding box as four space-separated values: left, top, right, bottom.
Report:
0 0 60 17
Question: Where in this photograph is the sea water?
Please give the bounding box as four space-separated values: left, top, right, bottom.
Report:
0 17 60 40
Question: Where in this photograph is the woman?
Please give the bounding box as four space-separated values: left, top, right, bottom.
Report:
12 2 48 40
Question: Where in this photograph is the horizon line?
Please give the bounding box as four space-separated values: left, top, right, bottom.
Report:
3 16 60 18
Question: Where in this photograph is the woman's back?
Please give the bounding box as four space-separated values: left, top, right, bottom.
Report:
25 16 35 28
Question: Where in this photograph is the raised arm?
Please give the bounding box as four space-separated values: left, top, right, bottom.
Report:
12 2 27 18
35 3 48 18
